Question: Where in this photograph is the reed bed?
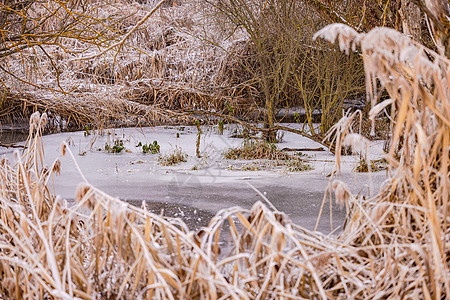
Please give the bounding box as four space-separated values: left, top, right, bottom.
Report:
0 0 256 127
0 25 449 299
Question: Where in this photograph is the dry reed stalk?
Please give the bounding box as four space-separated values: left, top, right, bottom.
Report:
314 23 450 298
0 22 449 300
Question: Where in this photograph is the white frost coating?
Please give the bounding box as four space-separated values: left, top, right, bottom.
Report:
361 27 411 55
342 133 370 156
369 99 394 121
313 23 363 54
399 46 419 63
314 24 447 137
332 180 351 208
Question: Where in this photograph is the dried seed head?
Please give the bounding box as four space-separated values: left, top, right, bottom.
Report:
41 165 49 177
313 23 363 54
274 211 290 226
39 112 48 127
52 158 61 175
61 142 67 157
110 201 128 222
75 183 95 209
29 111 40 131
372 202 390 224
332 180 352 208
313 252 332 270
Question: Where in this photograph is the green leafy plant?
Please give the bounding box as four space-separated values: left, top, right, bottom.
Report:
104 139 125 153
83 125 91 136
354 158 387 173
293 112 301 124
218 120 224 135
138 141 160 154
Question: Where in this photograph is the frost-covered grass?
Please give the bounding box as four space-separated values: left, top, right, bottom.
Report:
223 139 311 172
158 146 188 165
223 139 290 160
0 0 251 128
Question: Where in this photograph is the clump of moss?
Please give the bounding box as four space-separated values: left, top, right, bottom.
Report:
138 141 160 154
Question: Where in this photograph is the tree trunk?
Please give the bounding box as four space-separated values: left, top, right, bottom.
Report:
264 100 277 143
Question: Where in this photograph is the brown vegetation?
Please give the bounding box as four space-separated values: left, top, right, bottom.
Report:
0 0 370 140
223 139 311 171
0 20 448 298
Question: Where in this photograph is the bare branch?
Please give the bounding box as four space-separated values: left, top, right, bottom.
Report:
74 0 167 61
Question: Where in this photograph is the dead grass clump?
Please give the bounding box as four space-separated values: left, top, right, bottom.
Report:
0 120 244 299
224 139 311 172
314 23 450 298
0 89 179 132
122 80 252 119
354 158 388 172
223 139 290 160
158 146 188 165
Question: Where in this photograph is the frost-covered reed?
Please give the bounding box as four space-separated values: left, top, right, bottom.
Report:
0 23 449 299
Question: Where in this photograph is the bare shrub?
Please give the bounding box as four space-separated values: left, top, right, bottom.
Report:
205 0 366 140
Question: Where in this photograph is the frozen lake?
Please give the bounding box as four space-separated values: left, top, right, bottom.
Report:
0 124 388 234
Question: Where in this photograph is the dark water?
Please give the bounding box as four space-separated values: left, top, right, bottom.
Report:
0 124 29 144
0 131 28 144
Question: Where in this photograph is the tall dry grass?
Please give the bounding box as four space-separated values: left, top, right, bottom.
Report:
2 0 241 128
0 24 449 299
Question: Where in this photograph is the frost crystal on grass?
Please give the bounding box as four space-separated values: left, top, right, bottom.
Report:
313 23 363 54
29 111 40 131
75 182 96 209
342 133 369 156
332 180 351 208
